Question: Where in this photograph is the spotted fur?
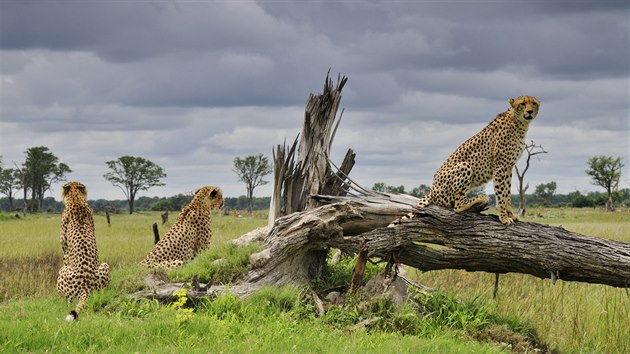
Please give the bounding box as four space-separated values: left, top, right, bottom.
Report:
140 186 223 269
57 182 111 321
396 96 540 225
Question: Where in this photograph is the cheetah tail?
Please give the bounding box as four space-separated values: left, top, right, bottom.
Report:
66 310 78 322
66 291 88 322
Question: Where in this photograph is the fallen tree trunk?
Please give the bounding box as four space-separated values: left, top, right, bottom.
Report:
359 207 630 288
137 194 629 300
320 195 630 288
248 196 630 290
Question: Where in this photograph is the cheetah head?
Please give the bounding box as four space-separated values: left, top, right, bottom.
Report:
509 95 540 122
194 186 224 210
62 181 88 204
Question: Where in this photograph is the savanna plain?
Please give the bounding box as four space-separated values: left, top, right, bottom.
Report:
0 207 628 353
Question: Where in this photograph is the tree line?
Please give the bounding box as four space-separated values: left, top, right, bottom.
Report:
0 148 167 214
0 147 273 214
1 146 624 214
370 183 630 210
0 194 273 214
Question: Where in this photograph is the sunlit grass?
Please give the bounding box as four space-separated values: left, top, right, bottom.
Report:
0 211 268 300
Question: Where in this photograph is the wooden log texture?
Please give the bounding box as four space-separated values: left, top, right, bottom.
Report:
249 195 630 289
360 205 630 288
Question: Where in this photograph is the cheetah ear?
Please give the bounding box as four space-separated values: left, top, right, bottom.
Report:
62 184 71 197
210 189 218 198
508 98 515 106
77 184 87 196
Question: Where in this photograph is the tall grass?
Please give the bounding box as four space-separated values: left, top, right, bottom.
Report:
411 207 630 353
0 211 267 300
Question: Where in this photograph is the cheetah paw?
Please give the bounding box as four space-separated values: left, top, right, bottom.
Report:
499 215 515 225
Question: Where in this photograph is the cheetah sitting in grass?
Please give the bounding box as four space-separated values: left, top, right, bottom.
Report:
57 182 111 321
140 186 223 269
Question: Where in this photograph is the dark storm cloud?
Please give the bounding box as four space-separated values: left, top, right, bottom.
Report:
262 1 629 78
0 1 293 62
2 0 627 111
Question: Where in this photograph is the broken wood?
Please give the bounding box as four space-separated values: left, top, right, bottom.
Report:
268 72 353 225
152 223 160 245
349 240 368 294
230 194 630 294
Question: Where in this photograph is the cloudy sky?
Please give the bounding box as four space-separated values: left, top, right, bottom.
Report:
1 1 629 201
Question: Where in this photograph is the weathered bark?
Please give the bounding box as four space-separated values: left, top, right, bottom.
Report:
264 72 353 280
268 72 353 226
152 223 160 244
361 206 630 288
232 195 630 294
298 73 348 211
330 195 630 288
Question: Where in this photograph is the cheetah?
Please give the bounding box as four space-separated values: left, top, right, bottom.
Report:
140 186 223 269
57 182 111 321
395 95 540 225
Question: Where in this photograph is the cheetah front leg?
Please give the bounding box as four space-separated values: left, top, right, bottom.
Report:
493 166 517 225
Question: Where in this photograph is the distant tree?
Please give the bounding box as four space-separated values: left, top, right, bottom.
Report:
103 156 166 214
614 188 630 207
233 154 272 212
0 160 21 209
371 182 407 194
386 185 405 194
514 140 547 216
149 193 193 212
586 155 624 211
410 184 431 198
21 147 71 212
533 181 557 206
372 182 386 193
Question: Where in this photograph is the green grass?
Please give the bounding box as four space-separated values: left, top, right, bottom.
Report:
1 208 629 353
0 294 504 353
410 207 630 353
169 242 262 284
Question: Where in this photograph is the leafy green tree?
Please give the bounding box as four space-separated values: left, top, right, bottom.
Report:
410 184 431 198
21 147 71 211
533 181 557 206
372 182 387 193
371 182 407 194
0 160 21 209
586 155 623 211
103 156 166 214
233 154 272 212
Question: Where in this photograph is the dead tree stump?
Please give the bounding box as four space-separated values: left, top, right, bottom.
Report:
152 223 160 245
